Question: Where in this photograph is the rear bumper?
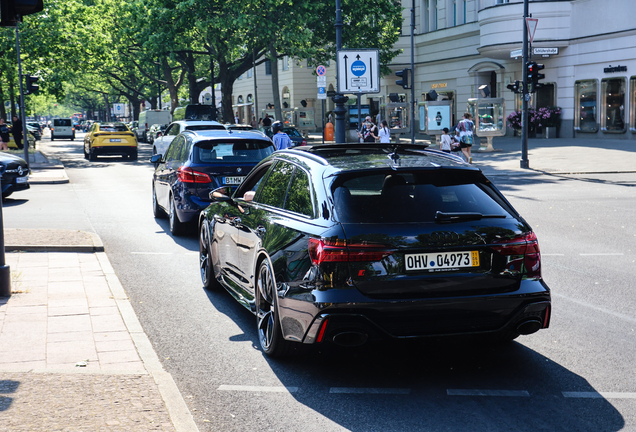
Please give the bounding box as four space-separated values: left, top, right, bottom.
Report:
92 146 137 156
175 191 212 223
278 279 551 344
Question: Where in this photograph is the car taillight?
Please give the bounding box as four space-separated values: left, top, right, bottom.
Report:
491 232 541 278
177 166 211 183
308 238 393 265
301 139 307 146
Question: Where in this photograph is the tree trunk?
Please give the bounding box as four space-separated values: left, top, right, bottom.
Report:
9 79 16 119
186 52 198 104
162 58 180 114
269 42 282 122
219 65 235 124
0 73 6 121
210 53 217 121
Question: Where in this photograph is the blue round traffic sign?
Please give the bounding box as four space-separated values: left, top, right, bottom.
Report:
351 61 366 77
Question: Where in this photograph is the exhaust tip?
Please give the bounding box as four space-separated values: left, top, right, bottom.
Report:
332 332 368 347
517 319 542 335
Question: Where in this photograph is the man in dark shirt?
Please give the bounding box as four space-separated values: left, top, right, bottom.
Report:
12 115 23 149
262 113 272 127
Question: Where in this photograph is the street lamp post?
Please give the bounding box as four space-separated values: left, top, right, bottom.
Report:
521 0 530 169
333 0 348 144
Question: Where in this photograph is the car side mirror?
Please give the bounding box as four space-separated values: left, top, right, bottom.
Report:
209 186 233 202
150 154 162 165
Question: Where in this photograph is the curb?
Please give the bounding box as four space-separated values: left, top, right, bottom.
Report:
4 231 104 253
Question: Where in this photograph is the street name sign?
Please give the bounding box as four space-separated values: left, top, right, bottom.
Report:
533 47 558 55
337 49 380 94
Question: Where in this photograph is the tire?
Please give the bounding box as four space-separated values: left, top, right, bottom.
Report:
142 132 147 143
128 149 138 160
2 191 13 199
89 148 97 161
51 135 54 141
169 195 186 236
199 222 220 290
152 184 166 219
83 146 88 159
256 259 292 357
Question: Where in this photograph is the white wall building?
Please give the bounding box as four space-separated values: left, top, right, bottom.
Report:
234 0 636 139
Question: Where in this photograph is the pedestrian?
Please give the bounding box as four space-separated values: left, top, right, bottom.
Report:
440 127 452 153
456 112 475 163
234 112 240 124
271 121 292 150
357 116 378 143
250 115 258 129
11 115 23 149
0 119 10 150
328 112 333 124
375 112 381 126
378 120 391 143
262 113 272 127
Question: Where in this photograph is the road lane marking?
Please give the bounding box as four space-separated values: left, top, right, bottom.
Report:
563 392 636 399
217 385 298 393
131 252 173 255
579 253 624 256
329 388 411 395
553 293 636 324
542 254 564 256
447 389 530 397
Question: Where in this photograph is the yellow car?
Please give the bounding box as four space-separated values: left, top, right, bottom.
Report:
84 122 138 161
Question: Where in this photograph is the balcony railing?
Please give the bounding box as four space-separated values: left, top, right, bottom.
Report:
478 0 570 12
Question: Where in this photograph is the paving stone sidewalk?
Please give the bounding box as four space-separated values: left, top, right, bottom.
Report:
0 247 195 431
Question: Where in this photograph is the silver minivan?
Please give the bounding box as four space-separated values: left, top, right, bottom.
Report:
51 118 75 141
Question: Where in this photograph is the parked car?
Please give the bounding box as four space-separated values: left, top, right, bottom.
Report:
26 125 41 141
51 118 75 141
261 125 307 147
27 122 42 134
152 120 225 156
83 122 138 161
197 143 551 357
137 110 172 143
0 151 29 199
147 124 167 144
150 129 275 235
226 124 257 132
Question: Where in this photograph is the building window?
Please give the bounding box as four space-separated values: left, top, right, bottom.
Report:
630 77 636 132
432 0 437 31
421 0 429 32
283 56 289 71
463 0 467 23
453 0 456 26
265 60 272 76
247 69 253 78
574 80 598 133
601 77 626 133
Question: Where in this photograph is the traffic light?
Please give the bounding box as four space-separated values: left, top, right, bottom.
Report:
527 62 546 93
1 0 44 27
26 75 39 94
507 80 522 94
395 68 410 90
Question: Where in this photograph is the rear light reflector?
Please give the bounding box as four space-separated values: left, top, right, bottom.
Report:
492 232 541 278
308 238 393 265
177 167 211 183
316 318 329 343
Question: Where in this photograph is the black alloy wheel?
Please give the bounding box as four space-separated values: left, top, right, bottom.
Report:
256 259 291 357
199 222 220 290
152 184 166 218
169 195 185 235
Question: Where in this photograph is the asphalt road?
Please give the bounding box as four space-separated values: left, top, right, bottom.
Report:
4 134 636 431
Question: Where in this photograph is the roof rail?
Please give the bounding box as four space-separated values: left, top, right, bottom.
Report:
277 148 329 166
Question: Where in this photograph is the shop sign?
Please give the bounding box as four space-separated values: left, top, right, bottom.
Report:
431 83 447 89
604 65 627 73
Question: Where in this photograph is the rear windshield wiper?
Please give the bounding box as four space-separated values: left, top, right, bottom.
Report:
435 211 507 222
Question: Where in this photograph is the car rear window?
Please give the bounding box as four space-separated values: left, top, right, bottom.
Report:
185 125 226 131
284 128 301 137
100 124 128 132
193 139 274 163
331 170 514 223
54 119 72 127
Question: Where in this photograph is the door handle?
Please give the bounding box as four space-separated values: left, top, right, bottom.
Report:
256 226 266 236
232 217 242 226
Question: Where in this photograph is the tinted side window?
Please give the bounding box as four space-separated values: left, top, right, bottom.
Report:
257 161 294 208
284 168 313 217
168 124 180 136
179 137 193 162
166 136 185 162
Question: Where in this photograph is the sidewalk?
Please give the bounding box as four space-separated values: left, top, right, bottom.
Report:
0 147 199 431
306 133 636 176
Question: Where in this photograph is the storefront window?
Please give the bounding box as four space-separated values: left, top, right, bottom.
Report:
575 80 598 133
630 77 636 132
601 77 626 133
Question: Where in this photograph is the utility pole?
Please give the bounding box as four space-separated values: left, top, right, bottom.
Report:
521 0 530 169
333 0 348 144
15 21 29 167
410 0 416 144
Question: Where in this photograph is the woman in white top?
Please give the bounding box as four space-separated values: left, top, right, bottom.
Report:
378 120 391 143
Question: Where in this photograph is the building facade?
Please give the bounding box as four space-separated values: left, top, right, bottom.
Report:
233 0 636 140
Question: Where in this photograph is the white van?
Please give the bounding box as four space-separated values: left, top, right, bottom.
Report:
51 118 75 141
137 110 172 143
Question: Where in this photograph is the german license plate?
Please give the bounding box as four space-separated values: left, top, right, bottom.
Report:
16 176 28 184
110 138 121 142
405 251 479 272
223 176 244 185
